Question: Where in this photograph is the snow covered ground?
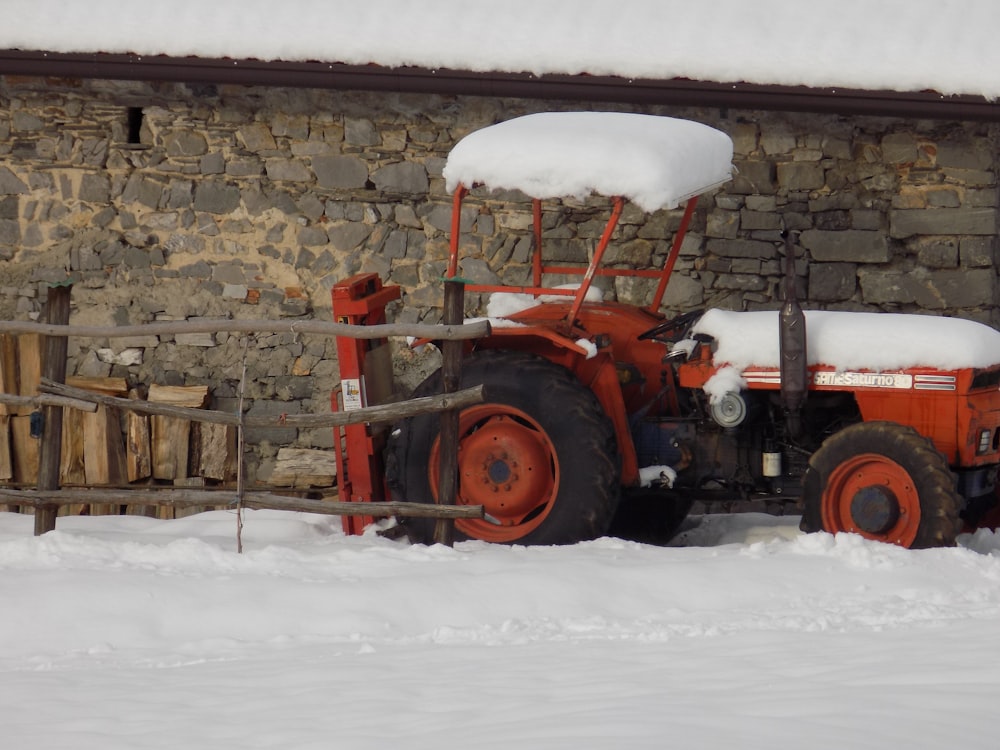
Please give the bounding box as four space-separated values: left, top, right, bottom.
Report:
2 508 999 749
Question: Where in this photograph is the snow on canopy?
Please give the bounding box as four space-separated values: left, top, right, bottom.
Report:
443 112 734 212
692 309 1000 371
4 1 1000 100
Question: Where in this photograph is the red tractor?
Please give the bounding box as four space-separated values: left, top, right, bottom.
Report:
344 112 1000 548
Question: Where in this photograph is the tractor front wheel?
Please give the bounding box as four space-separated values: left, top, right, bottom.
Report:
800 421 961 548
388 350 620 545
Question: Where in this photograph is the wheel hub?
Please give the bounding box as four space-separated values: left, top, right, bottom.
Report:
459 416 554 518
428 403 560 543
487 457 512 484
821 452 920 546
849 485 901 535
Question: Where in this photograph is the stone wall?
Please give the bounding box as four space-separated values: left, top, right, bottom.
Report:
0 76 997 482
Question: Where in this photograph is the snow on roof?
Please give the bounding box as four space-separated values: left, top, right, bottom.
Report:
692 309 1000 372
3 1 1000 99
443 112 733 211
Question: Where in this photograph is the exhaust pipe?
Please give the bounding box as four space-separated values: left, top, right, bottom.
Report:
779 230 807 438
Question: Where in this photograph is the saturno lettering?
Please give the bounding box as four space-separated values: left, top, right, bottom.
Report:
812 372 914 389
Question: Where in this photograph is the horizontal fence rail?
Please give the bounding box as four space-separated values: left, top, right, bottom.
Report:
0 318 490 341
0 300 485 545
26 379 486 429
0 488 488 521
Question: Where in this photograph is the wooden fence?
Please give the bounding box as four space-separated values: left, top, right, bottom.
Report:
0 282 488 545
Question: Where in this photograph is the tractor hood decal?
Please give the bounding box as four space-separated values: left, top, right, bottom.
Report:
742 370 958 391
813 372 914 389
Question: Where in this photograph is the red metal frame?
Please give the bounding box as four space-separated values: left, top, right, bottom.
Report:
448 186 701 329
447 186 468 279
650 196 698 312
331 273 402 534
532 198 543 287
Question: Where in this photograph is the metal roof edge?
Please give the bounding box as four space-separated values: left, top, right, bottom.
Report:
1 49 999 121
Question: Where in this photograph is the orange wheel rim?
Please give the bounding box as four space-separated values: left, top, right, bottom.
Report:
428 403 558 542
821 453 921 546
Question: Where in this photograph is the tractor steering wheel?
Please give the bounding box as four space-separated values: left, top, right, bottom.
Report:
637 309 703 343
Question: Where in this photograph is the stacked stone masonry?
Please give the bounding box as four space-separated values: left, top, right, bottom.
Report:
0 77 997 482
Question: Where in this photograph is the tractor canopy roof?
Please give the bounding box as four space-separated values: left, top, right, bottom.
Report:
692 309 1000 372
443 112 734 211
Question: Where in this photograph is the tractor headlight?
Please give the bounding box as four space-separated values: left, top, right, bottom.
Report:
977 428 992 455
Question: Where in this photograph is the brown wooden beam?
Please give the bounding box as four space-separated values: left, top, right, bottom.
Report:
0 487 488 520
2 49 999 121
40 379 486 429
34 284 71 535
0 317 489 342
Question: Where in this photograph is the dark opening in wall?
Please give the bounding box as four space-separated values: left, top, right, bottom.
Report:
126 107 144 144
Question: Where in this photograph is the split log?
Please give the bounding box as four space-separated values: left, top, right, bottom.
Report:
66 376 129 395
193 421 236 482
16 333 41 416
146 384 210 407
149 384 208 481
10 414 39 486
125 389 152 483
0 416 10 480
66 377 129 515
58 377 123 487
60 404 87 485
58 404 87 516
268 447 338 487
150 413 192 480
0 334 17 416
0 416 11 493
82 404 128 486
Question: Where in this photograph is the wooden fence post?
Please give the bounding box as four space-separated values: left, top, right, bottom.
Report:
34 282 72 535
434 279 464 546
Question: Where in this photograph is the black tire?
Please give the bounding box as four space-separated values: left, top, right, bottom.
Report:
799 421 961 548
387 350 620 545
608 489 694 545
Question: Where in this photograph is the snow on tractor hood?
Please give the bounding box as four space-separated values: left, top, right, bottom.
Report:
691 309 1000 372
443 112 734 212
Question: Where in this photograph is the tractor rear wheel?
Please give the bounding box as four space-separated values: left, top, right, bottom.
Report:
800 421 961 548
388 350 620 545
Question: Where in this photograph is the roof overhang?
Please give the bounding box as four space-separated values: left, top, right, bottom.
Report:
2 49 999 122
